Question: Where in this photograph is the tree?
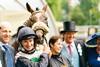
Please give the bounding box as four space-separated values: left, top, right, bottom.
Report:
70 0 100 25
46 0 100 25
46 0 62 21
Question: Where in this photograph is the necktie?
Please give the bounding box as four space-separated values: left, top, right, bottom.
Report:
68 45 72 55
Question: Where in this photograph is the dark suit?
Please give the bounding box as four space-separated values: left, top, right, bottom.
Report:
87 47 100 67
61 40 87 67
0 47 5 67
0 42 15 67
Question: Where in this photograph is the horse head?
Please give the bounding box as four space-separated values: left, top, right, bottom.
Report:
24 3 48 27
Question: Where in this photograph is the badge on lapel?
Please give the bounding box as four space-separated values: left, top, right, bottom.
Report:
77 43 82 56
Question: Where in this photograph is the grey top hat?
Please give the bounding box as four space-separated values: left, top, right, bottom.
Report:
61 21 77 33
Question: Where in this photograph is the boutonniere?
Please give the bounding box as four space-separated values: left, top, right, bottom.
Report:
77 43 82 56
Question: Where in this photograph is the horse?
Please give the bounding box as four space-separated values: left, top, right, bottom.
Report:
11 3 48 53
24 3 48 27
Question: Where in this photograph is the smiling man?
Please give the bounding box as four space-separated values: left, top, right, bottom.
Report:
61 21 87 67
0 21 15 67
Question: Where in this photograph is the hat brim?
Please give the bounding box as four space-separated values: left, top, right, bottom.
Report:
86 38 97 45
60 30 77 33
21 34 37 41
86 33 100 45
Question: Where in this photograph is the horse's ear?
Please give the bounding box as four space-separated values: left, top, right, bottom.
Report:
26 3 34 13
42 5 47 12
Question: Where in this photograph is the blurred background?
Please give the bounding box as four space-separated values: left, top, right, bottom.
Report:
46 0 100 41
0 0 100 42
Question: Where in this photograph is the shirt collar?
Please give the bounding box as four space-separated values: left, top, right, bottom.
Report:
0 41 8 45
63 41 74 47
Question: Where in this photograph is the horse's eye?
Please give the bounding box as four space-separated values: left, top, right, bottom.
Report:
44 16 47 20
45 17 47 20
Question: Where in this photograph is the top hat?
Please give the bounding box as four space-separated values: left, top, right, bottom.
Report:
61 21 77 33
86 33 100 45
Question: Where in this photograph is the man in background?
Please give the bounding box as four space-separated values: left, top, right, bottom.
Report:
61 21 87 67
0 21 15 67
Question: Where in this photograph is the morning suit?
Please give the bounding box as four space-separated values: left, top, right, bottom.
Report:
61 40 87 67
0 42 15 67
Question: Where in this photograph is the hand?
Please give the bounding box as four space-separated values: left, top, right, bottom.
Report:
43 44 51 54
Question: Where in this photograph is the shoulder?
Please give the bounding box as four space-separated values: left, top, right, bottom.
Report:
7 45 15 54
87 47 96 53
17 56 29 62
74 39 86 47
74 39 85 44
15 56 31 67
15 51 29 59
61 42 67 48
6 44 14 50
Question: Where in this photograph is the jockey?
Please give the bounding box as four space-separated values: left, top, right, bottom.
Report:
15 26 50 67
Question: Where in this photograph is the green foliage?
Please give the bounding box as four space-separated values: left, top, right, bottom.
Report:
46 0 100 25
70 0 100 25
46 0 62 21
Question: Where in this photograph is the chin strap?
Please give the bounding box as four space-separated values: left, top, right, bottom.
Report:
21 48 36 54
